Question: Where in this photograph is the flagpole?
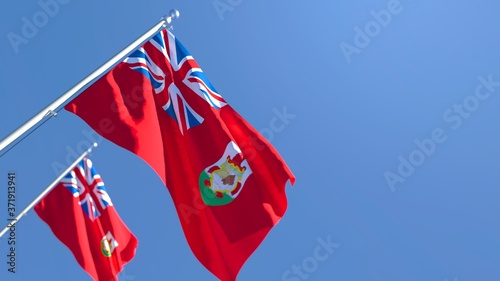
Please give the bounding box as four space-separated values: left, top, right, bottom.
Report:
0 143 99 239
0 9 180 157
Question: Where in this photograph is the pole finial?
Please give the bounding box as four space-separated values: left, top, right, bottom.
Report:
86 142 98 154
163 9 180 29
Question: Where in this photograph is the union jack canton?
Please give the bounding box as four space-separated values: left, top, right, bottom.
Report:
61 158 113 221
124 29 227 135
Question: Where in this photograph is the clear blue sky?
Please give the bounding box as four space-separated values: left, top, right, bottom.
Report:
1 0 500 280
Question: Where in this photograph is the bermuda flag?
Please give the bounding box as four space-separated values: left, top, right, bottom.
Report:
35 158 138 281
65 28 295 281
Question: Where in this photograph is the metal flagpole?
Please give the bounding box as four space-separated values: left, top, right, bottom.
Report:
0 9 180 157
0 143 98 239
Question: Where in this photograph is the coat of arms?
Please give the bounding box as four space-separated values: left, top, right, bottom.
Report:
199 141 252 206
101 231 119 258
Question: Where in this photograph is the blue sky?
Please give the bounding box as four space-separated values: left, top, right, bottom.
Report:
1 0 500 280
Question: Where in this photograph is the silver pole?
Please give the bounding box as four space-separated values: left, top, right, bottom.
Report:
0 9 180 156
0 143 98 238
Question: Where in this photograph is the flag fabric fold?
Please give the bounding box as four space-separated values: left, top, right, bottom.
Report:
65 28 295 280
35 158 138 281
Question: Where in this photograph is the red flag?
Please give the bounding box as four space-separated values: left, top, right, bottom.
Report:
35 158 138 281
65 29 295 280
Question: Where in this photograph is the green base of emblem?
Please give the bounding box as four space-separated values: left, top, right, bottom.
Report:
101 242 112 257
199 171 233 206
